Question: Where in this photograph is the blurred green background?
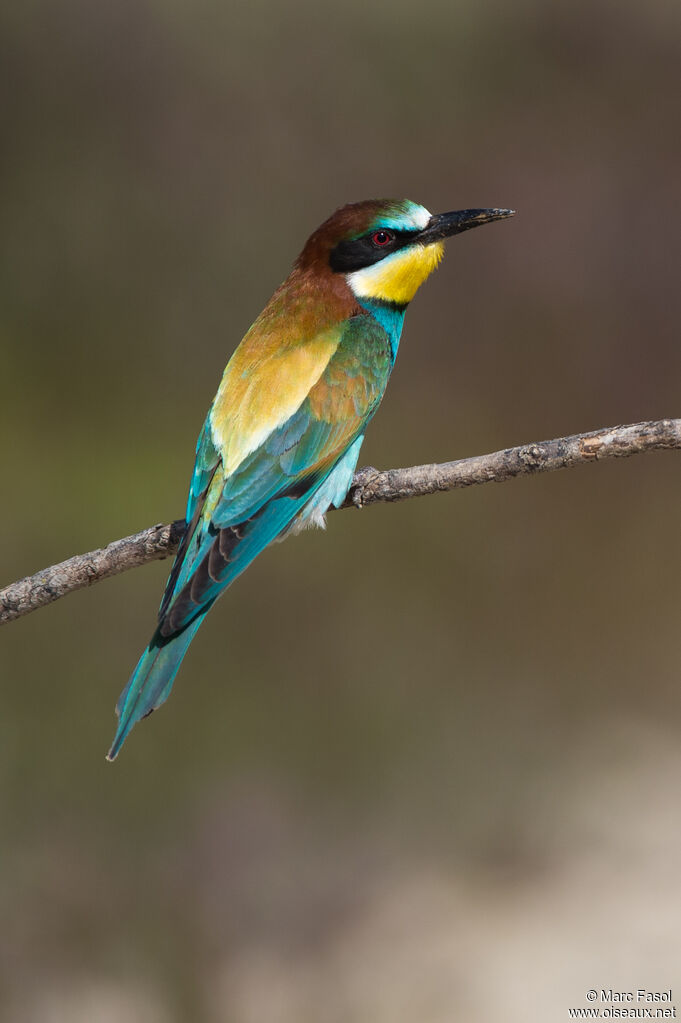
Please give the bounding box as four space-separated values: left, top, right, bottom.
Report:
2 0 681 1019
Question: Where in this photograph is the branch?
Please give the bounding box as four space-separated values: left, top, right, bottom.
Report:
2 418 679 626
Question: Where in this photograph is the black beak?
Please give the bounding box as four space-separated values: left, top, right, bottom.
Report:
418 208 515 244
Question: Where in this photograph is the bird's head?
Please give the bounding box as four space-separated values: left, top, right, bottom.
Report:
297 199 514 307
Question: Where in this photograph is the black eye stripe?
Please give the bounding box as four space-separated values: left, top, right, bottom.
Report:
329 229 418 273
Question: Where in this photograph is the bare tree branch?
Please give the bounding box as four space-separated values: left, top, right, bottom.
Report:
2 418 679 627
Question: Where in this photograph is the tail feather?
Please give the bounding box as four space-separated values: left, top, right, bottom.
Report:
106 615 206 761
108 470 336 760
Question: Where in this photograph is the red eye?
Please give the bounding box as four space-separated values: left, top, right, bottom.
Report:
371 230 393 247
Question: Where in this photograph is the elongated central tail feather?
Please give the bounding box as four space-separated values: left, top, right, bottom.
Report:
106 614 206 761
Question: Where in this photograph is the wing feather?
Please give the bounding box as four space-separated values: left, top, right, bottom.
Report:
211 326 342 475
158 314 391 636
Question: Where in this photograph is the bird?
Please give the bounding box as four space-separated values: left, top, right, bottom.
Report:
107 198 514 760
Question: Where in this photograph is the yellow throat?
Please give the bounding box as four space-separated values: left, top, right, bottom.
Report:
347 241 445 306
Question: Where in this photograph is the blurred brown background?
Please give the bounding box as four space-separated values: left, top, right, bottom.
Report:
2 0 681 1019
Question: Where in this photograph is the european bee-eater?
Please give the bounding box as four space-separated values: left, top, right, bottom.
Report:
107 199 514 760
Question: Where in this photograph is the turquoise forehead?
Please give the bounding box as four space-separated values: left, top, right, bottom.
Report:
368 200 432 234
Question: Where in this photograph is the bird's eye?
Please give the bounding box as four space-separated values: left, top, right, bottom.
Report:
371 230 393 247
